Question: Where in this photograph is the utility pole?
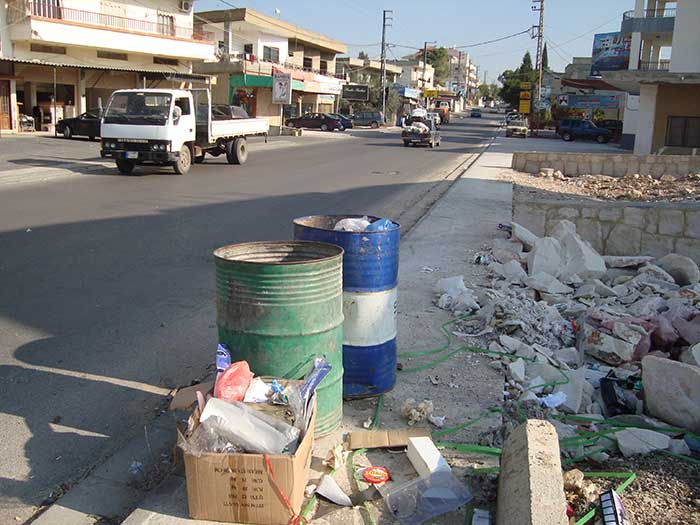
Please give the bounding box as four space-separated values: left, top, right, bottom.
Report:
532 0 545 114
457 50 462 93
379 10 392 121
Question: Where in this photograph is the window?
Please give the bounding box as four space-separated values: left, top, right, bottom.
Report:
667 117 700 148
244 44 254 55
97 50 128 61
174 97 191 115
30 43 66 54
319 60 328 74
153 56 179 66
303 57 313 70
157 13 175 36
263 46 280 63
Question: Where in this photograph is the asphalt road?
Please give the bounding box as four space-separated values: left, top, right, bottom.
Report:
0 113 501 523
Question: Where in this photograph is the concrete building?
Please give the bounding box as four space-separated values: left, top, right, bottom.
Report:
0 0 214 132
606 0 700 154
387 59 435 90
563 57 593 80
335 57 401 85
193 8 345 127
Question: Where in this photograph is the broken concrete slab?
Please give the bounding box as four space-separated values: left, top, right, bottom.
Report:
492 238 524 264
579 322 636 365
512 222 538 250
527 237 563 277
672 315 700 345
560 232 606 280
603 255 653 268
614 428 671 457
496 420 568 525
508 359 526 383
680 343 700 367
553 347 580 367
499 335 536 359
656 253 700 286
637 264 676 284
491 260 528 284
592 279 617 297
550 220 577 242
642 355 700 433
668 438 691 456
526 273 573 295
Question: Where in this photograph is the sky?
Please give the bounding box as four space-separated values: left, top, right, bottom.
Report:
196 0 634 84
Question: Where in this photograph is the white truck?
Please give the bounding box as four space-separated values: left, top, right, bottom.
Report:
100 88 269 175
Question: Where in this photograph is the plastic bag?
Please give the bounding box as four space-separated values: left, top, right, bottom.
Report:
178 421 244 457
366 218 395 232
214 361 254 402
200 397 300 454
334 217 370 232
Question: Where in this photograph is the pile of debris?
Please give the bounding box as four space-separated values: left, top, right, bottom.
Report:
434 219 700 460
505 170 700 202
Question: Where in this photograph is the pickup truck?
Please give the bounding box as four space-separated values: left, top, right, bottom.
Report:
557 118 611 144
434 100 450 124
100 88 269 175
402 118 441 148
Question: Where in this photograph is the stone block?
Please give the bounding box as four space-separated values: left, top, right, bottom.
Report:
564 161 578 176
658 209 684 236
623 207 645 225
602 160 615 175
644 208 659 234
551 160 565 173
639 163 653 176
686 211 700 239
641 233 675 258
675 238 700 265
496 420 568 525
581 208 598 219
575 219 604 253
557 207 580 220
578 162 592 176
606 224 642 256
642 355 700 433
613 162 627 177
651 163 666 178
514 154 527 171
615 428 671 457
625 159 640 175
598 207 622 222
590 158 603 175
525 161 540 174
513 203 546 237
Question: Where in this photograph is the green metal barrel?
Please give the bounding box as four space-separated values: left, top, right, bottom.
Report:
214 241 344 435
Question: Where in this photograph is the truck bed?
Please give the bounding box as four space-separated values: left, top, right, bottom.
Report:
196 117 269 146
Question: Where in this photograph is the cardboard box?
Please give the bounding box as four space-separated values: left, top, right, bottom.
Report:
181 393 315 524
346 428 431 450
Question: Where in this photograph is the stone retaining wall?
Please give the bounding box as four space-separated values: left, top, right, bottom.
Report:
512 151 700 178
513 187 700 263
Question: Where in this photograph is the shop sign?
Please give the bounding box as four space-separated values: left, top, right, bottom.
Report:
342 84 370 101
423 88 439 98
519 99 531 114
272 72 292 104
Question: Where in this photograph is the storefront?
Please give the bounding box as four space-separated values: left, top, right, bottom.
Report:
230 73 305 126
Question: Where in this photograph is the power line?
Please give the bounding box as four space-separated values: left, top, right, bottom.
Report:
455 29 532 49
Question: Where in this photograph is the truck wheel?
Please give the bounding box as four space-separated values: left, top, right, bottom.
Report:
596 135 609 144
370 121 379 129
116 159 134 175
173 145 192 175
403 141 410 147
562 132 573 142
226 138 248 165
194 154 205 164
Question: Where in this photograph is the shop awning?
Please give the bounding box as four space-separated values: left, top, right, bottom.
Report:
1 56 210 81
230 73 305 91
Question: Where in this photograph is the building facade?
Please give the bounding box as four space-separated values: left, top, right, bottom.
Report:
335 57 401 85
605 0 700 154
386 59 435 90
0 0 214 132
193 8 346 127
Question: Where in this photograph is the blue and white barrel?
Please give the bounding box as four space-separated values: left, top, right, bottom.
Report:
293 215 400 398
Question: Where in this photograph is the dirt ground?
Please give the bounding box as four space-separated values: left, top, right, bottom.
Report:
500 171 700 202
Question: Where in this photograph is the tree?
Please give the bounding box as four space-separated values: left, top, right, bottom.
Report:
521 51 533 73
478 83 499 101
498 52 537 108
358 50 368 60
542 43 549 71
425 47 449 86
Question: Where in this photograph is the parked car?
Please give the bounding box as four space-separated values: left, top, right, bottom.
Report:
557 119 611 143
285 113 343 131
352 110 383 128
427 111 441 128
471 108 482 118
328 113 353 129
595 119 623 141
401 118 441 148
506 119 529 138
505 111 520 124
57 109 102 139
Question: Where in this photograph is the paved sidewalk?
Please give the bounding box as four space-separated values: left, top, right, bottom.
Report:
111 146 514 525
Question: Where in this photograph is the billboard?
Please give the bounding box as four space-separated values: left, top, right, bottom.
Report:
590 32 631 76
272 72 292 104
556 94 619 110
342 84 370 101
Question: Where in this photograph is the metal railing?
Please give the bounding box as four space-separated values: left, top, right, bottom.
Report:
21 1 213 41
638 60 671 71
623 7 676 19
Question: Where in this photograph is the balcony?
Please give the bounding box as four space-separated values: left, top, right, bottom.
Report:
621 8 675 34
639 60 671 71
12 1 214 42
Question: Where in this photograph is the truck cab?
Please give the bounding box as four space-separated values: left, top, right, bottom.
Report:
100 88 269 175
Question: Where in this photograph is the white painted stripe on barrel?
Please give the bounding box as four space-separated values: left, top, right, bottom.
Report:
342 287 397 347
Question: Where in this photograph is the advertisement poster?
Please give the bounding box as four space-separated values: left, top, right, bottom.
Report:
590 32 631 76
272 72 292 105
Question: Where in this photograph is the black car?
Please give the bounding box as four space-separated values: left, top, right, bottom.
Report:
557 119 612 143
285 113 343 131
328 113 353 129
57 109 102 139
595 119 623 141
352 110 383 128
470 108 482 118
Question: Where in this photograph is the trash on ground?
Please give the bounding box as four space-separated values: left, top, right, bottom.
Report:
359 466 391 484
316 474 352 507
401 398 434 426
346 428 431 450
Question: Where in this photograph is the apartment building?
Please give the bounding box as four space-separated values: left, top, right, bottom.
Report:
0 0 215 132
193 8 346 126
604 0 700 154
387 59 435 90
335 57 402 85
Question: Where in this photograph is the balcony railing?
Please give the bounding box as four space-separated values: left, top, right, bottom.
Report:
623 7 676 19
18 1 213 41
638 60 671 71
